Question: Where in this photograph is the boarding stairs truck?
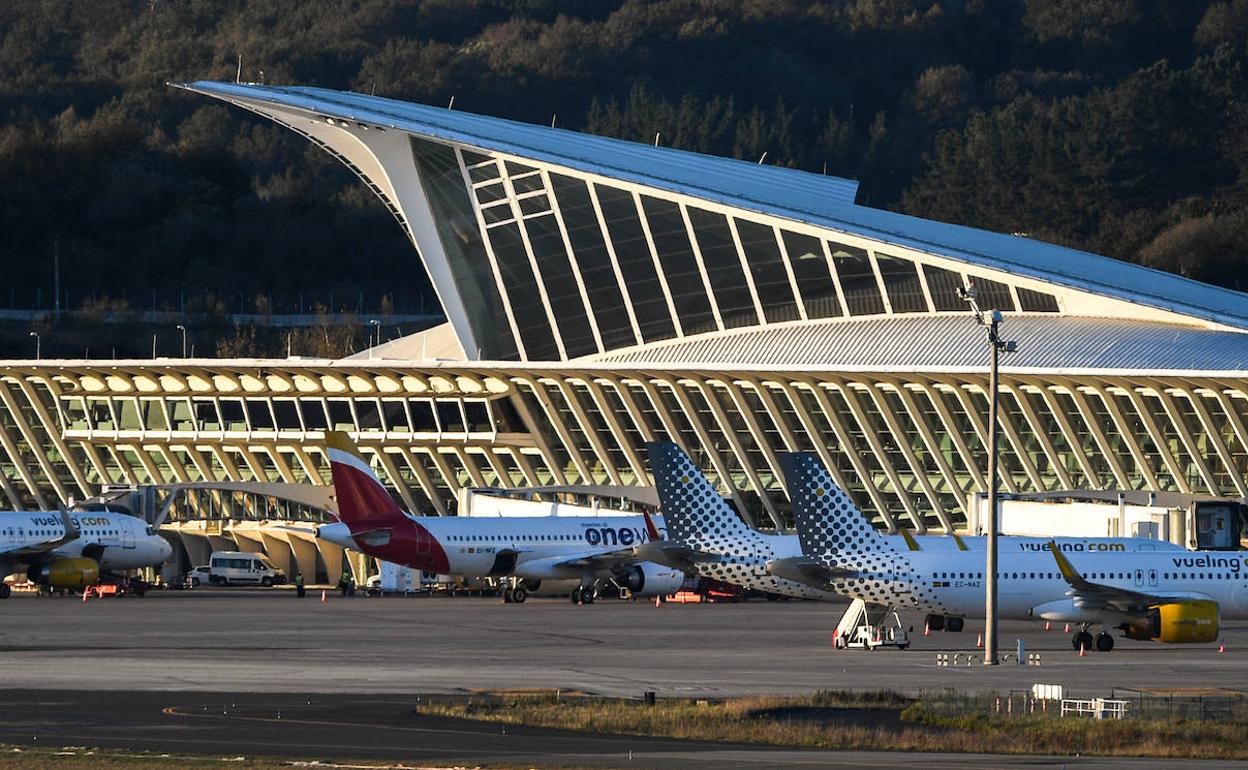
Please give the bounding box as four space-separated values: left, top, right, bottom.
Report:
833 598 910 650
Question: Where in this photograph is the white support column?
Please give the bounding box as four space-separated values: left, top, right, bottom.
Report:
11 376 93 497
835 382 920 529
552 379 623 486
1151 384 1219 494
885 378 966 525
1062 384 1134 490
1004 384 1074 490
1025 379 1101 489
862 384 947 533
693 380 783 529
914 381 988 493
1178 382 1247 497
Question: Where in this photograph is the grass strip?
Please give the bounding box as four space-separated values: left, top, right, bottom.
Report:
419 689 1248 760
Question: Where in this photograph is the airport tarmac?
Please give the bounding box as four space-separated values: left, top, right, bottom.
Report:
2 590 1248 699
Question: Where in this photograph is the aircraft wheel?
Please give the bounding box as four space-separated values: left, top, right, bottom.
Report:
925 614 945 632
1095 632 1115 652
570 589 581 605
579 586 595 604
0 584 10 599
1072 630 1094 651
946 616 964 633
511 587 527 604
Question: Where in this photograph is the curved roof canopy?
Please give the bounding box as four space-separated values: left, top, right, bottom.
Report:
177 81 1248 335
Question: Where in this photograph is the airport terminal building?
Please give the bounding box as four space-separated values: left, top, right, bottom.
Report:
2 81 1248 570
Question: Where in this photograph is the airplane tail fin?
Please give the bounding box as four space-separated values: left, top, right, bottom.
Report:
325 432 409 533
646 441 753 549
781 452 894 557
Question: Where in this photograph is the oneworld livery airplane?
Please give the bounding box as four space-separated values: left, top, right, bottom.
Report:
317 432 682 603
783 451 1248 651
0 508 173 597
641 442 1182 621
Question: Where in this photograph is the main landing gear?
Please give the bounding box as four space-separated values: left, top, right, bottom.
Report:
1070 625 1115 652
501 578 528 604
570 585 597 605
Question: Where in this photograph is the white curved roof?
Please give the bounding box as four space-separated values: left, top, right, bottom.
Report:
592 315 1248 373
178 81 1248 333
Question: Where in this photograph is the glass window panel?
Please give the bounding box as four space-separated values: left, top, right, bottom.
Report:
482 203 514 225
169 398 195 431
640 197 717 335
299 399 328 430
219 399 247 431
464 401 492 432
327 399 354 431
272 399 301 430
518 194 551 215
876 254 928 313
688 207 757 329
410 400 437 431
245 400 274 430
505 160 537 177
782 231 840 318
831 243 885 315
548 173 635 350
523 213 597 357
117 398 141 431
474 182 506 204
486 221 561 360
437 401 466 432
735 219 799 323
194 399 221 431
381 399 410 433
1018 287 1059 312
356 399 383 432
511 174 544 194
968 276 1016 311
62 397 88 431
924 265 967 311
410 138 517 359
595 184 675 343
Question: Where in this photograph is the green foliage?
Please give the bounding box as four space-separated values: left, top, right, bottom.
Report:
1 0 1247 320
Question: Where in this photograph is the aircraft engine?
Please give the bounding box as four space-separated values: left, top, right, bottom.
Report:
29 557 99 589
1121 600 1219 643
620 563 684 597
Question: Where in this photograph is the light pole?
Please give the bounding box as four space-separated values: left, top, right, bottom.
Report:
368 319 380 359
176 324 187 358
957 284 1017 666
29 331 40 360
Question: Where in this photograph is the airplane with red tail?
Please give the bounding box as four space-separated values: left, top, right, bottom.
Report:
316 432 683 603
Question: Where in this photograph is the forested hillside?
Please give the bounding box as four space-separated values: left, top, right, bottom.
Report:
2 0 1247 322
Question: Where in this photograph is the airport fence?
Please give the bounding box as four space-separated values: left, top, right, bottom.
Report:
911 687 1248 722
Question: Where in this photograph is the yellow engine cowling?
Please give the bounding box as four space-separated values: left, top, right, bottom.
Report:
1122 600 1220 643
31 557 99 589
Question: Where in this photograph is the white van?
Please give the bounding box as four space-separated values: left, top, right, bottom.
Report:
208 551 285 586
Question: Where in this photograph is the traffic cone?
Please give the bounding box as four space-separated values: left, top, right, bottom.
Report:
923 621 930 637
976 632 983 649
1064 623 1071 633
1219 643 1226 653
320 589 327 603
654 595 661 608
1079 643 1086 657
82 588 89 602
1044 621 1051 631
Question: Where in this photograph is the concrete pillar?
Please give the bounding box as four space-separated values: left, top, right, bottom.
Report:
257 529 296 576
276 529 321 585
315 538 345 585
176 530 212 567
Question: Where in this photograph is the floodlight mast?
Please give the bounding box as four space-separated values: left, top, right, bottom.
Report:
956 283 1017 666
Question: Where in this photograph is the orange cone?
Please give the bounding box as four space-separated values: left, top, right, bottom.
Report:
320 589 327 603
1044 621 1051 631
923 621 930 637
1064 623 1071 633
976 632 983 649
654 595 662 607
1219 644 1226 653
82 588 89 602
1079 643 1086 657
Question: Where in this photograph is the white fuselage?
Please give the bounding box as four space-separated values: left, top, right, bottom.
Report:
689 531 1185 602
830 548 1248 623
320 514 666 581
0 510 173 572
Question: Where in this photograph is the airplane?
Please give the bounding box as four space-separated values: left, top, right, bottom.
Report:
638 441 1185 631
0 507 174 598
784 450 1248 651
316 432 683 604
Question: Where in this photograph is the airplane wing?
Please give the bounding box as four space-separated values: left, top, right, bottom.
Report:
631 540 720 570
0 507 80 558
516 545 642 576
1047 540 1213 612
766 555 858 589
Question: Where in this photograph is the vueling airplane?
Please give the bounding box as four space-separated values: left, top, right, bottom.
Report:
317 432 683 603
784 451 1246 651
0 508 173 598
640 442 1183 633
